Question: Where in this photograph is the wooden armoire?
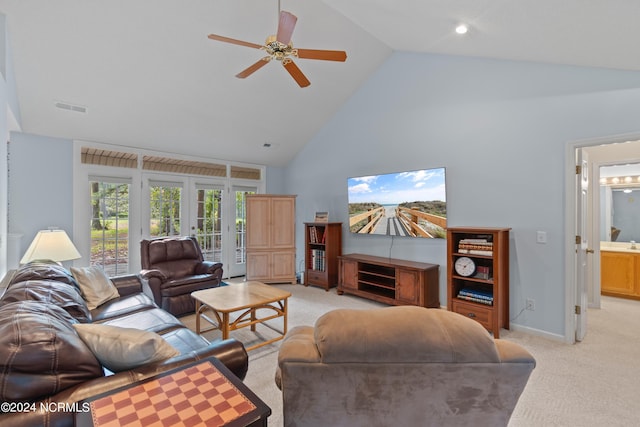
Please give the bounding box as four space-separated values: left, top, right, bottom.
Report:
245 194 296 284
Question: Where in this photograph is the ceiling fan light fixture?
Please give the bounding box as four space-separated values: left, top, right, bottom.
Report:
207 9 346 87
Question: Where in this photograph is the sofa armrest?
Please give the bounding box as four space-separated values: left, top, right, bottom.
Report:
275 326 320 389
109 274 144 297
195 261 223 277
494 339 537 366
140 269 167 282
0 347 247 427
0 339 248 427
169 338 249 380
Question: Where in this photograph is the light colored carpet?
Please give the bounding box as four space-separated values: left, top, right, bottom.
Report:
181 282 640 427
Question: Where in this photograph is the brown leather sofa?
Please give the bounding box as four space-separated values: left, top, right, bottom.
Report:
0 261 248 427
140 236 223 316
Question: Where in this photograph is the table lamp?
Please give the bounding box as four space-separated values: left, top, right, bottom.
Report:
20 228 82 264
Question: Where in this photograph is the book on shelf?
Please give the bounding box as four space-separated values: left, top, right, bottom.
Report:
309 225 326 244
457 288 493 305
458 238 493 255
457 294 493 306
474 266 491 280
311 249 326 271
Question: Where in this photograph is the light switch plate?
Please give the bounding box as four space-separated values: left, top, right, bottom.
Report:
536 231 547 244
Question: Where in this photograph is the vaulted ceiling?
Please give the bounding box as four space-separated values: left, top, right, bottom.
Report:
1 0 638 167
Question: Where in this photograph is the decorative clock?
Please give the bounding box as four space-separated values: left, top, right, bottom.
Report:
454 256 476 277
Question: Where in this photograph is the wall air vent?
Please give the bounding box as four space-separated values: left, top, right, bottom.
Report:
54 101 88 114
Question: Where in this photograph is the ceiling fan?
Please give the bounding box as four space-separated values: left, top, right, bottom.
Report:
207 10 347 88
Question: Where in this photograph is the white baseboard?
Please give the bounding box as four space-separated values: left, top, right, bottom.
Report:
509 322 566 342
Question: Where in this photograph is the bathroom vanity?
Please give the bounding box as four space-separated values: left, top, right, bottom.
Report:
600 242 640 300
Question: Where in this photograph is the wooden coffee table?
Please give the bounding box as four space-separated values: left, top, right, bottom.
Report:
192 281 292 351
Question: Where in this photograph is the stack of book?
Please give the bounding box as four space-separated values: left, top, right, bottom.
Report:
457 288 493 305
311 249 326 271
309 226 326 244
458 238 493 255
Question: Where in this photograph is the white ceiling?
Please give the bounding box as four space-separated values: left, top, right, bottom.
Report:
1 0 639 167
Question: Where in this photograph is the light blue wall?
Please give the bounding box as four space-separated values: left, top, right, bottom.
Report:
9 132 74 256
284 51 640 337
266 166 286 193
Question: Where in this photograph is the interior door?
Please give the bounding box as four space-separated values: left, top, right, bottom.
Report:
575 148 590 341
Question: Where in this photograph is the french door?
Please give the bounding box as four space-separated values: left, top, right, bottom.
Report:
227 185 257 277
142 174 256 278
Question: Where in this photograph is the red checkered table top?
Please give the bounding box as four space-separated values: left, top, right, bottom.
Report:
89 361 257 427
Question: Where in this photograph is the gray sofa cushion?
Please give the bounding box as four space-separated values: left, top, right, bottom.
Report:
314 306 500 363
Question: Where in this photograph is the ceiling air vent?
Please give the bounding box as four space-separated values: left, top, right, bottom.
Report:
54 101 88 114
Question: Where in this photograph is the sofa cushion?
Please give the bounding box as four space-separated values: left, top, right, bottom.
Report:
148 237 200 264
73 324 180 372
314 306 501 364
90 293 157 322
9 260 80 289
0 301 103 402
71 266 120 310
0 279 91 323
98 307 184 335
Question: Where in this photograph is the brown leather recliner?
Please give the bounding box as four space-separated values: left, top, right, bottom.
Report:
140 236 223 316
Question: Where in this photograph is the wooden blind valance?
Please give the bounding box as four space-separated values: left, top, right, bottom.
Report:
81 147 138 168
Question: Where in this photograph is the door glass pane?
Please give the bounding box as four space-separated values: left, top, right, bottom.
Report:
235 189 255 265
150 185 182 238
90 181 130 275
194 187 223 263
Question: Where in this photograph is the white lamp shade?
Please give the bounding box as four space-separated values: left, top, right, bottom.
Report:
20 229 82 264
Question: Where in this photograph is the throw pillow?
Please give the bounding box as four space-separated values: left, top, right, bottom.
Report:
73 323 180 372
71 266 120 310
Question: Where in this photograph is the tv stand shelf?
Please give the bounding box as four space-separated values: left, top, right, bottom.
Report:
338 254 439 307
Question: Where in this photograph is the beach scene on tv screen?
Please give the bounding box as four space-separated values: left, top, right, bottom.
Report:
348 168 447 238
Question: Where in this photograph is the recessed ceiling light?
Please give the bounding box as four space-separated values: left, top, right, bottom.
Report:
455 24 469 35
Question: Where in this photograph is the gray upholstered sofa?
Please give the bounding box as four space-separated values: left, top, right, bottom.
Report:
276 306 535 427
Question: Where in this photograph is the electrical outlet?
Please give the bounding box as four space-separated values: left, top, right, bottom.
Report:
526 298 535 311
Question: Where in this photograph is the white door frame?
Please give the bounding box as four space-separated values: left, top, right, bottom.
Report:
227 184 259 277
565 132 640 343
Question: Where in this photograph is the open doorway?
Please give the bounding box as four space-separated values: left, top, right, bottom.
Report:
567 136 640 342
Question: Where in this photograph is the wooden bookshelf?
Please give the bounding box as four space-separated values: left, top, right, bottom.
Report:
447 227 510 337
304 222 342 291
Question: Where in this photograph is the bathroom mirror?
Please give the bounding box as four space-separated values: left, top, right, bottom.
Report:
600 163 640 242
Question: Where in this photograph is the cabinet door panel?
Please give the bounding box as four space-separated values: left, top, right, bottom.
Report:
246 197 270 249
396 269 419 304
340 259 358 290
246 252 270 280
272 251 295 279
601 252 635 294
272 197 296 248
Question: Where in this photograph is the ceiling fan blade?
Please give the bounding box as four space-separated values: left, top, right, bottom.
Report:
296 48 347 62
276 11 297 45
283 60 310 88
207 34 263 50
236 57 271 79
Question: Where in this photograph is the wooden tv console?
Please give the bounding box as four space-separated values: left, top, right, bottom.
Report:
337 254 439 308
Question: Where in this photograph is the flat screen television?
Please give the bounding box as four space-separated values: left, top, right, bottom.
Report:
347 167 447 238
